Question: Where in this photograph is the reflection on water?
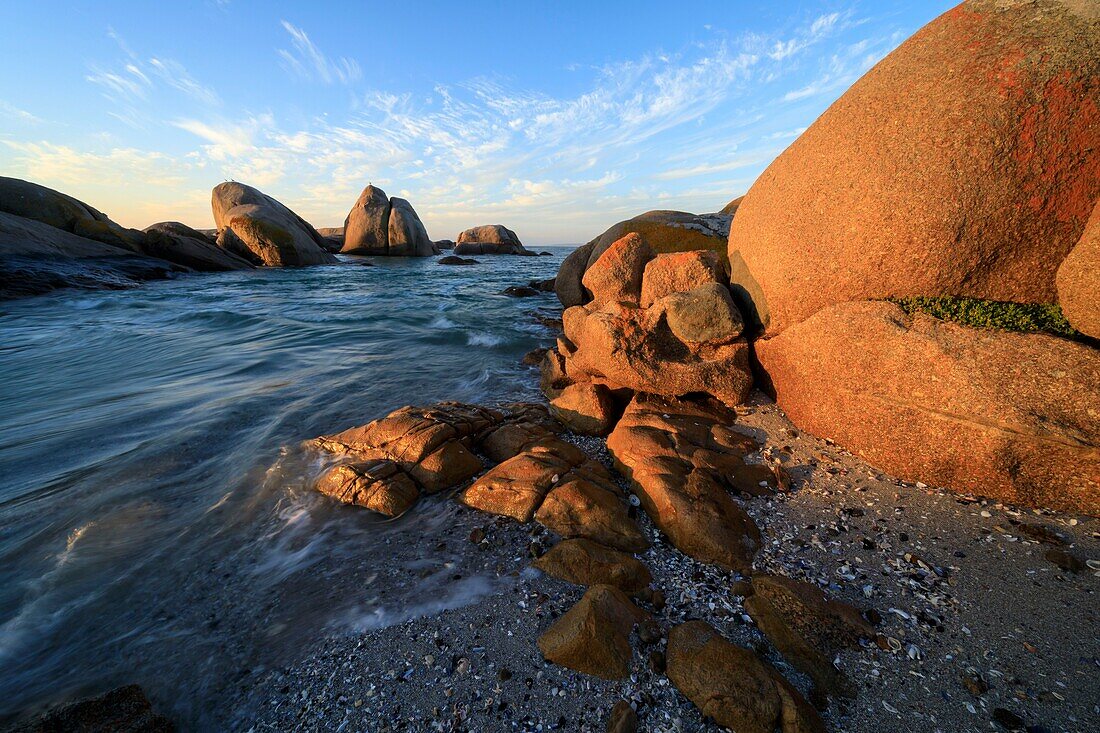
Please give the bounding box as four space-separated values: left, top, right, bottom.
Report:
0 249 569 727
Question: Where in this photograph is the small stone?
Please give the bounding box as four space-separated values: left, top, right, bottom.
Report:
647 650 666 673
605 699 638 733
962 672 988 696
992 707 1026 731
1044 548 1086 573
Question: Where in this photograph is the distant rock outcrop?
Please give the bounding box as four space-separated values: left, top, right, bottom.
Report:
556 210 732 308
142 221 254 272
341 185 437 257
0 176 146 252
454 225 529 255
316 226 345 252
726 0 1100 336
212 182 336 267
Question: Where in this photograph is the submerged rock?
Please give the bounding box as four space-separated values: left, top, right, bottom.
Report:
537 584 646 679
315 459 419 517
606 394 762 572
10 684 174 732
211 182 335 267
438 255 478 265
666 621 824 733
315 402 500 493
533 538 651 594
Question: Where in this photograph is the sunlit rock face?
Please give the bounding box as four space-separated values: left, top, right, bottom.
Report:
212 182 336 267
454 225 529 255
726 0 1100 337
340 185 438 257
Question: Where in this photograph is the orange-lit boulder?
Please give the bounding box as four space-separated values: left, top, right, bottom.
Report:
755 301 1100 513
1057 200 1100 339
728 0 1100 335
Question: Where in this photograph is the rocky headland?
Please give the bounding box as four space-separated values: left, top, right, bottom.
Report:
4 1 1098 732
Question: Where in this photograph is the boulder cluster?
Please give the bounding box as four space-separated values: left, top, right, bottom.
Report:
546 0 1100 515
307 392 875 729
340 185 438 257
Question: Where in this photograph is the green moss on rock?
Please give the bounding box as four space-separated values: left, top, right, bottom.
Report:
888 296 1078 338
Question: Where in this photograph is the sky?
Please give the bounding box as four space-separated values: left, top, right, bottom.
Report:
0 1 955 245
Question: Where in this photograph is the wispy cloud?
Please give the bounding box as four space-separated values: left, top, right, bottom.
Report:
3 140 187 188
0 101 42 125
278 21 361 85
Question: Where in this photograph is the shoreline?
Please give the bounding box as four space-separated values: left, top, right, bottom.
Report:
226 387 1098 733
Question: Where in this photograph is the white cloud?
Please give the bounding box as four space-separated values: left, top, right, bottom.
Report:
148 58 221 106
3 140 187 188
278 21 361 85
0 101 41 124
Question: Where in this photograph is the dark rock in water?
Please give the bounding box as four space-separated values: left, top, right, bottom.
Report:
606 699 637 733
529 277 556 292
142 222 253 272
522 348 548 366
435 239 455 250
316 226 345 252
0 253 179 300
10 684 174 732
438 255 478 266
211 182 336 267
538 251 553 256
503 286 540 297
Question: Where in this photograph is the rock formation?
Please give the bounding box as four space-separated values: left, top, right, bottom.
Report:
1056 200 1099 339
536 584 646 679
543 232 753 408
606 394 764 572
755 301 1100 514
726 0 1100 336
340 185 437 256
454 225 529 255
211 182 336 267
142 222 254 272
0 176 145 252
10 684 174 732
555 210 732 308
666 621 824 733
532 538 651 594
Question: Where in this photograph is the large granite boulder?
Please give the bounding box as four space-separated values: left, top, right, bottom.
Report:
454 224 528 255
341 185 437 257
0 210 177 298
1057 200 1099 339
556 210 731 307
755 301 1100 514
211 182 335 267
142 222 253 272
0 176 145 252
727 0 1100 336
316 226 344 252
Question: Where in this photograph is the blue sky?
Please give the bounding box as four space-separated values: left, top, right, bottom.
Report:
0 1 954 244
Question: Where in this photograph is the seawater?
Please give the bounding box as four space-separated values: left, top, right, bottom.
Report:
0 248 572 727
